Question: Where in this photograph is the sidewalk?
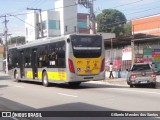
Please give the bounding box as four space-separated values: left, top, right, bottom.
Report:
103 77 127 86
91 76 160 88
89 77 128 87
0 71 8 76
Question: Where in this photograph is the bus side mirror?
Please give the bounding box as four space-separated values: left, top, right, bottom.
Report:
67 39 70 43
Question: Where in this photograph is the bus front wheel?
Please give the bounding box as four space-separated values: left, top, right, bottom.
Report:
42 71 49 87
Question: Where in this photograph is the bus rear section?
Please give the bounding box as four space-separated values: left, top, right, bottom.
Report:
67 34 105 84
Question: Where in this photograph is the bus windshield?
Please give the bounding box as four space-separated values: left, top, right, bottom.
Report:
71 35 102 58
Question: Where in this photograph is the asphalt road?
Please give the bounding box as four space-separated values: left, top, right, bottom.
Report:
0 76 160 120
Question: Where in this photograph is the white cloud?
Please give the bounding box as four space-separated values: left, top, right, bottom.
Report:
8 24 25 37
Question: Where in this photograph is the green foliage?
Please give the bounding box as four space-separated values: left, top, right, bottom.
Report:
96 9 127 37
124 22 132 37
9 36 25 45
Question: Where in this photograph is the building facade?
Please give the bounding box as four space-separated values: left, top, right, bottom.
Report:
25 0 78 42
77 13 90 34
132 15 160 36
55 0 78 36
132 15 160 71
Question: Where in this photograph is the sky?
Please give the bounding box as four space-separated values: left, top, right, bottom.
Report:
0 0 160 37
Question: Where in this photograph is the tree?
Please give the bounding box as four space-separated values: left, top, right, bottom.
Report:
9 36 25 45
96 9 127 37
124 22 132 37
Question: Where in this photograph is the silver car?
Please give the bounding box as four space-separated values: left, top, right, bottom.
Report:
127 63 156 88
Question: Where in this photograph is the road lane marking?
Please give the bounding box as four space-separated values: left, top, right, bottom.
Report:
58 93 78 98
111 88 160 95
14 85 24 88
11 117 19 120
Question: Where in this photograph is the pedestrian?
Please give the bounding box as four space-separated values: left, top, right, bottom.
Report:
109 62 114 79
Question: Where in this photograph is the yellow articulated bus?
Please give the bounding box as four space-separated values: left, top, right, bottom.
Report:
8 34 105 87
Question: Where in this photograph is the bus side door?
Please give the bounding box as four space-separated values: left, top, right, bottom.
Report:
20 51 25 78
32 49 38 79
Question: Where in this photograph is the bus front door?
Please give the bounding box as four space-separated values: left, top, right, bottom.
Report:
20 51 25 78
32 49 38 79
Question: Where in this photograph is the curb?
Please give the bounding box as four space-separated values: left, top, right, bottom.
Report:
0 72 8 76
89 79 160 89
89 79 128 87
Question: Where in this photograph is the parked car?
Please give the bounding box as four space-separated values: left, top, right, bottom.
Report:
155 69 160 75
126 63 156 88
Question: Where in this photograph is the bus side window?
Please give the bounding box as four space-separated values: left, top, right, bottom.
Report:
56 41 66 68
8 54 12 65
48 41 65 68
38 45 48 67
49 43 57 67
38 46 42 67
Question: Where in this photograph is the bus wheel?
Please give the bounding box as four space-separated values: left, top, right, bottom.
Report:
69 82 81 87
42 71 49 87
130 84 133 88
14 71 20 82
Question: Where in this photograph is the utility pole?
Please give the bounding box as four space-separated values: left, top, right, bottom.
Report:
111 38 113 62
131 25 135 65
3 15 9 74
27 8 44 38
77 0 96 34
89 0 96 34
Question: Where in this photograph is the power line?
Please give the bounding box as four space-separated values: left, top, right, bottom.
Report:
0 3 78 34
8 14 35 28
31 0 46 8
4 5 160 25
1 0 43 16
0 3 78 33
7 10 160 34
0 0 158 21
96 0 160 20
0 0 159 20
27 0 43 8
129 12 160 21
0 3 77 18
98 13 160 28
125 6 160 16
112 0 144 9
1 0 160 38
